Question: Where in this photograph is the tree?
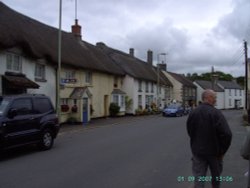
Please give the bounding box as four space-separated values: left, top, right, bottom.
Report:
186 71 234 81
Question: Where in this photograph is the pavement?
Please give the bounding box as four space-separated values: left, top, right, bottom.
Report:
59 115 155 134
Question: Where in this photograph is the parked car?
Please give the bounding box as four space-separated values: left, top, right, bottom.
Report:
162 104 184 117
0 94 60 152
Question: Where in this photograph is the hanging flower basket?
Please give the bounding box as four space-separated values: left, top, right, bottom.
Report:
71 105 78 113
61 104 69 112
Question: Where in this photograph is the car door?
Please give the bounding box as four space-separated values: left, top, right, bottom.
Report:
3 98 37 147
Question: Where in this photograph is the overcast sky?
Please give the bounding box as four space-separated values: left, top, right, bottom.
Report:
2 0 250 77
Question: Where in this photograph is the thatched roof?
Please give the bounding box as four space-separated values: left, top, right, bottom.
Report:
96 42 172 86
168 72 196 88
0 2 125 76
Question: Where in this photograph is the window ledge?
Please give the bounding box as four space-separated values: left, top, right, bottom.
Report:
35 78 47 82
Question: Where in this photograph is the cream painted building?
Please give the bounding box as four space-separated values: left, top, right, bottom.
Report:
163 71 182 103
59 67 125 123
163 71 196 106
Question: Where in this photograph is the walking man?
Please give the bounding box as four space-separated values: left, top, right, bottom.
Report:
187 89 232 188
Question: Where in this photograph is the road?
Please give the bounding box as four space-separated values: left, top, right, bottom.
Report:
0 110 248 188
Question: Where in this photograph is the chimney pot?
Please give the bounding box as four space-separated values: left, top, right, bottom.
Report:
129 48 134 57
71 19 82 40
147 50 153 66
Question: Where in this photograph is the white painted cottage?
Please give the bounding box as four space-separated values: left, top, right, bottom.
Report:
194 80 244 109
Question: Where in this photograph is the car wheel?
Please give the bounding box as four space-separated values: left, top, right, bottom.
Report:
39 129 54 150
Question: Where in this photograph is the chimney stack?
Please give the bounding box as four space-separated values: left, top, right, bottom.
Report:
147 50 153 66
71 19 82 40
129 48 134 57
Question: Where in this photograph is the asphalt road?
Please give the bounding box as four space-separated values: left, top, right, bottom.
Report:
0 110 248 188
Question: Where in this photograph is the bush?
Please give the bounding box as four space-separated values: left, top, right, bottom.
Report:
109 103 120 117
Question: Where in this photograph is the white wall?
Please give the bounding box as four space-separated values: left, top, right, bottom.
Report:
193 82 203 105
122 75 135 114
193 82 224 109
163 72 182 103
215 92 224 109
224 89 244 109
122 75 161 114
0 49 57 107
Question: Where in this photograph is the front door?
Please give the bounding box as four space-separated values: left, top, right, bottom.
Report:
104 95 109 117
82 98 88 124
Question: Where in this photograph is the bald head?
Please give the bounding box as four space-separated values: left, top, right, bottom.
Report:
202 89 217 106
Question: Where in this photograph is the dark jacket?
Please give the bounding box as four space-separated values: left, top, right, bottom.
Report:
187 103 232 156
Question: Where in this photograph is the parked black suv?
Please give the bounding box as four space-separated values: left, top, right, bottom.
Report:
0 94 60 151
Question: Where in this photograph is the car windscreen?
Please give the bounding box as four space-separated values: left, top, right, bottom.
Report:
0 98 10 116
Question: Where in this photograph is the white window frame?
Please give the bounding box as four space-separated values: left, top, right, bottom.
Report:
65 70 75 79
6 53 22 72
35 63 46 80
138 80 142 92
145 81 149 93
112 94 125 110
113 94 119 105
151 82 154 93
85 71 92 84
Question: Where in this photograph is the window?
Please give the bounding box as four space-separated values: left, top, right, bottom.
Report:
146 95 153 107
113 95 119 105
35 64 46 80
73 99 77 105
11 98 32 116
121 95 125 108
151 82 154 93
33 98 53 114
114 76 118 87
235 89 237 96
61 98 69 105
138 80 142 92
85 71 92 84
229 89 231 96
112 94 125 109
65 70 75 79
145 82 149 92
6 53 22 72
229 98 232 106
138 95 142 108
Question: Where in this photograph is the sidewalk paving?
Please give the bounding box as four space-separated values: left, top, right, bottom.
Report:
59 115 156 134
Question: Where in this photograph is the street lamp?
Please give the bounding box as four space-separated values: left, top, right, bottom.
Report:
157 53 167 108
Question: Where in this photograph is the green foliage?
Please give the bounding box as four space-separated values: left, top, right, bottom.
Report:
125 96 133 111
186 71 234 81
236 76 245 87
109 102 120 117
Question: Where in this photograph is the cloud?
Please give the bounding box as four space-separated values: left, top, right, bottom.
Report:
2 0 249 77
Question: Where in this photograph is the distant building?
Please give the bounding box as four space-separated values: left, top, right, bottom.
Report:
194 80 244 109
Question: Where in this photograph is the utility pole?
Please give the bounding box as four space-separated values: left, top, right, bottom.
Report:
157 53 167 108
57 0 62 123
244 40 248 110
